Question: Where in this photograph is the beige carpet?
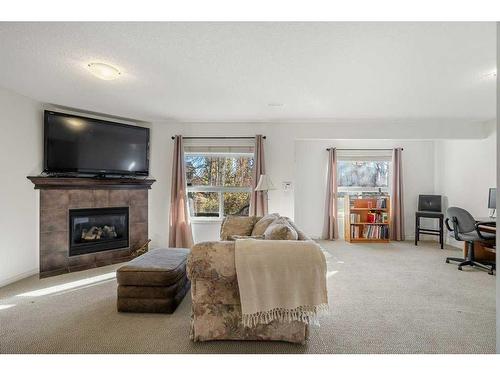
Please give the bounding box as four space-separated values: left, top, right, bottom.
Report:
0 241 495 354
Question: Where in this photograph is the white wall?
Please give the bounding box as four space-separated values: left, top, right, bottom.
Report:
435 122 496 246
435 122 496 218
148 120 493 247
0 87 42 287
294 139 436 239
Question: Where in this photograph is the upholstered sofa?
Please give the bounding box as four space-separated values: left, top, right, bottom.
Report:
187 214 312 344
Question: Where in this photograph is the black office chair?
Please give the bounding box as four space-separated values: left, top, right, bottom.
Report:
444 207 496 275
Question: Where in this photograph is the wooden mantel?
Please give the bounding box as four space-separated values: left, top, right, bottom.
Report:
27 175 156 190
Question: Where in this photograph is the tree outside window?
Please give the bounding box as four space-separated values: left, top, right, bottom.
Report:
185 153 254 218
338 160 389 188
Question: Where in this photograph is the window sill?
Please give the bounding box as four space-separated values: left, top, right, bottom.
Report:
190 218 224 224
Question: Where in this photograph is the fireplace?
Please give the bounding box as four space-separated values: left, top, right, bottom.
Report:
69 207 129 256
30 177 154 278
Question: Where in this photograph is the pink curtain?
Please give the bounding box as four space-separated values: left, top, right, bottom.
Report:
249 135 268 216
168 135 194 248
390 148 405 241
323 148 338 240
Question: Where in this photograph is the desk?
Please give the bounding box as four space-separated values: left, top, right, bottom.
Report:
463 218 496 262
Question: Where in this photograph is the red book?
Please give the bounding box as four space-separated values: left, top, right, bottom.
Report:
367 213 376 223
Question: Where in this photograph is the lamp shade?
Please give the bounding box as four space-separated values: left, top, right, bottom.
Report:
255 174 275 191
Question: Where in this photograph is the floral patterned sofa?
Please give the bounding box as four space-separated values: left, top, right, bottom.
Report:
187 214 311 344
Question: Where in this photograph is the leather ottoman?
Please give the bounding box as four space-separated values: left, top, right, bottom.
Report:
117 248 190 314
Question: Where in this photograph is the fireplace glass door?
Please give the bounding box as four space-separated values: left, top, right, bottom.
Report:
69 207 129 256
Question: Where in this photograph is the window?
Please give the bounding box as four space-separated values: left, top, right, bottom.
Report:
337 160 390 219
185 153 254 219
335 151 392 239
338 160 389 192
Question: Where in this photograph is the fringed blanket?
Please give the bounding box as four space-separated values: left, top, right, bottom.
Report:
235 239 329 328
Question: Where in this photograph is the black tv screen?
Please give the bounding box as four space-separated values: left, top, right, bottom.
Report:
44 111 149 176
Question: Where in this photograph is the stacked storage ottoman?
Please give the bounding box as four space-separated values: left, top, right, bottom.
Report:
116 248 190 313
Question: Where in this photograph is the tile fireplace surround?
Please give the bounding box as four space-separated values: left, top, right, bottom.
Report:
28 176 155 278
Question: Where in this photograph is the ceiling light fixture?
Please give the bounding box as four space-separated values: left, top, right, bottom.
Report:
268 103 284 107
87 62 121 81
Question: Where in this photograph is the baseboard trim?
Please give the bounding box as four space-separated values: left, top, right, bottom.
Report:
0 268 39 288
316 235 462 247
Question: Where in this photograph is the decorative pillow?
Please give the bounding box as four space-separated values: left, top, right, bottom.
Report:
220 216 258 241
283 217 311 241
251 213 280 236
229 234 265 240
264 217 298 240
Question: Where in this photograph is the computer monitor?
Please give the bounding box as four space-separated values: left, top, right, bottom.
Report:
488 188 496 209
418 195 442 212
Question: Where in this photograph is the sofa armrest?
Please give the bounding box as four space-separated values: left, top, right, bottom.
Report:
187 241 237 281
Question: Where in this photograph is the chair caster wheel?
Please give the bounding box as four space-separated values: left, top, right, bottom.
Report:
458 266 462 271
445 259 449 263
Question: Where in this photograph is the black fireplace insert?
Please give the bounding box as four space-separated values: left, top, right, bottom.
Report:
69 207 129 256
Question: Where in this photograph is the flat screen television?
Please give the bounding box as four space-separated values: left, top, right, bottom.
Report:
44 111 149 176
488 187 496 209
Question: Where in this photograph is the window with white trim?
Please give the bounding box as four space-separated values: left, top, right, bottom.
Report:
336 149 392 238
184 147 254 219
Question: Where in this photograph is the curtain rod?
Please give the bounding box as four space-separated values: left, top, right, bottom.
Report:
171 136 265 140
326 147 403 151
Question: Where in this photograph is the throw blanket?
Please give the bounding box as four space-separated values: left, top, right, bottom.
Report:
235 239 329 328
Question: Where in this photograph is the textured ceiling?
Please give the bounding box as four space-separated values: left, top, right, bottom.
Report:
0 22 496 122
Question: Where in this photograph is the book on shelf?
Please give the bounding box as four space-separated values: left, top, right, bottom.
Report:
350 225 389 239
350 213 361 223
375 197 387 209
351 225 361 238
361 225 389 239
364 211 387 223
